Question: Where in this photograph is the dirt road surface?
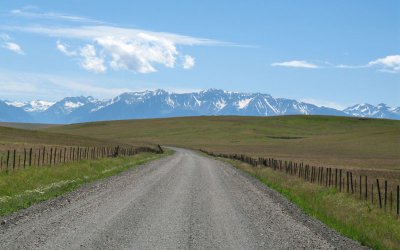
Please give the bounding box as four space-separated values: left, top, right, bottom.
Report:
0 148 365 249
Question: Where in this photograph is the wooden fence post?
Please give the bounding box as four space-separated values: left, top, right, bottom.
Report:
335 169 338 188
384 180 387 210
29 148 32 166
54 148 57 165
64 148 66 163
6 150 10 173
37 149 41 166
397 185 399 216
23 149 26 168
350 172 354 193
50 148 53 166
376 179 382 209
42 147 46 165
6 150 10 172
12 150 16 170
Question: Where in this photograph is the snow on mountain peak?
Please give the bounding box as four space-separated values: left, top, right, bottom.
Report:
237 98 253 109
64 101 84 109
215 98 227 110
27 100 55 112
5 101 25 108
6 100 55 112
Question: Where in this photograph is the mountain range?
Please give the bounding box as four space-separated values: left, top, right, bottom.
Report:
1 89 399 123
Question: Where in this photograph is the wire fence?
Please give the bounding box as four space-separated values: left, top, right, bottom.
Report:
201 150 400 218
0 145 163 173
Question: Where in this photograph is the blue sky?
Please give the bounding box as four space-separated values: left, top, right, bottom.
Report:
0 0 399 109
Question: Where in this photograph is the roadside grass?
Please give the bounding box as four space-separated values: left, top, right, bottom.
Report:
222 158 400 250
0 150 171 217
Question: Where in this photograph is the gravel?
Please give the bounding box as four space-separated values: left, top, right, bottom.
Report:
0 148 367 249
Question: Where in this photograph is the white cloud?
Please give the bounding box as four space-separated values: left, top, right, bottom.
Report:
183 55 195 69
335 64 367 69
11 25 228 46
79 44 106 73
0 33 24 55
56 40 76 56
271 56 400 73
2 42 24 55
271 60 318 68
368 55 400 73
5 24 232 74
10 8 102 24
96 35 177 73
336 55 400 73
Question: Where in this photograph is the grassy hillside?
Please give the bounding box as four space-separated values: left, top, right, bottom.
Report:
45 115 400 171
0 125 128 154
0 122 60 130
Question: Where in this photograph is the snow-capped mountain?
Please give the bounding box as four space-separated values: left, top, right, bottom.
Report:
6 100 55 112
78 89 345 122
0 100 34 122
35 96 103 124
1 89 399 124
343 103 400 120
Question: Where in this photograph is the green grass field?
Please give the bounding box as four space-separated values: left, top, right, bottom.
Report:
0 122 60 130
45 115 400 171
0 125 121 150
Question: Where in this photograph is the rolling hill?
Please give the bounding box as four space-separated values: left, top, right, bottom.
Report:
45 115 400 171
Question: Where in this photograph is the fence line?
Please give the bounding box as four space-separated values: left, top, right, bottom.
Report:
0 145 163 173
201 150 399 218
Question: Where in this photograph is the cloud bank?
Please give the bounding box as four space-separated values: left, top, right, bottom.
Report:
272 55 400 73
7 24 230 74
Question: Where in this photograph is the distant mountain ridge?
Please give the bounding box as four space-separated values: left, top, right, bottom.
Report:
1 89 399 123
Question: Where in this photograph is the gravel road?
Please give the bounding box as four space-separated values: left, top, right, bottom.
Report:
0 148 366 249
